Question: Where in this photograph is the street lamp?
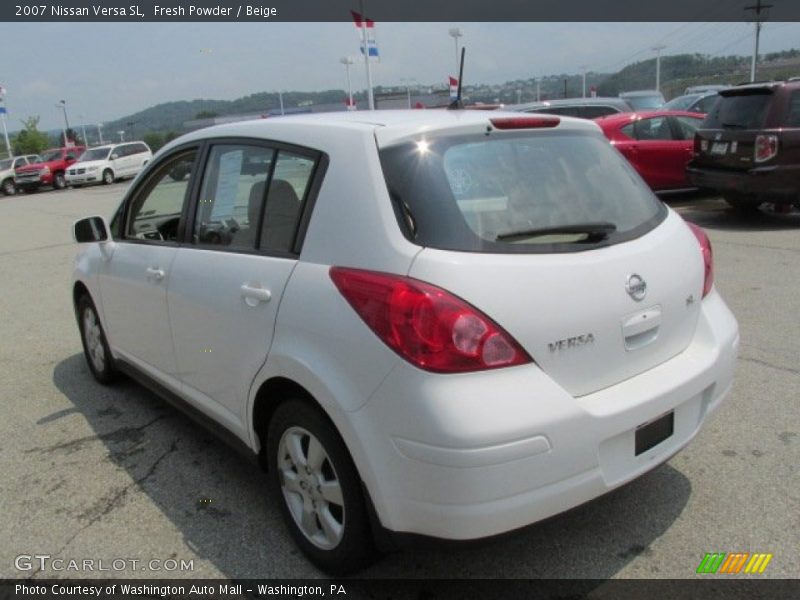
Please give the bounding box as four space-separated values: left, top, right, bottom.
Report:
278 90 285 115
56 100 71 145
97 123 104 145
448 27 463 74
340 56 355 110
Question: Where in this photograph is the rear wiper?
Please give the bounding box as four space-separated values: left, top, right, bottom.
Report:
496 222 617 243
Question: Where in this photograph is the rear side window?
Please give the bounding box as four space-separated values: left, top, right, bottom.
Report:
704 91 772 129
786 91 800 127
193 144 274 250
259 152 315 254
380 131 665 254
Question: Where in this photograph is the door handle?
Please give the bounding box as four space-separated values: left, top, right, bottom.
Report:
145 266 165 281
241 284 272 306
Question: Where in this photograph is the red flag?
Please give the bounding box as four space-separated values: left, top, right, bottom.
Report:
350 10 374 28
448 76 458 87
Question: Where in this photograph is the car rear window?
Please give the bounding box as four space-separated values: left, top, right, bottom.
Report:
704 90 772 129
379 130 665 254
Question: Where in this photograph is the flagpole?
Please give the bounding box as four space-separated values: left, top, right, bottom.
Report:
359 0 375 110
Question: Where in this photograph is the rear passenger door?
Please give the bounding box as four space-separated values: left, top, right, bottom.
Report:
167 140 322 435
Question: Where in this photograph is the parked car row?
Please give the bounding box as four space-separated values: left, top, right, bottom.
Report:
2 141 152 195
501 79 799 208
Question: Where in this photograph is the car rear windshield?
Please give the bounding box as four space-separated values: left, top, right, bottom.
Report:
625 95 664 110
379 130 665 254
704 90 772 129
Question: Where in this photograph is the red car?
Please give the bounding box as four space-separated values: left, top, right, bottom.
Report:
595 110 704 191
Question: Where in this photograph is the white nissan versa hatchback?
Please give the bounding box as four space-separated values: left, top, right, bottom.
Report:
72 110 739 573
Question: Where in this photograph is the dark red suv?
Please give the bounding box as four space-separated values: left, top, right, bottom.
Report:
687 79 800 211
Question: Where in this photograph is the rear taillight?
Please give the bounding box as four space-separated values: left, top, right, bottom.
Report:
754 134 778 163
490 116 560 130
686 222 714 298
329 267 532 373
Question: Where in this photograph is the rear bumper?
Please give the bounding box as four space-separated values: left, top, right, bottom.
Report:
349 290 739 540
687 162 800 198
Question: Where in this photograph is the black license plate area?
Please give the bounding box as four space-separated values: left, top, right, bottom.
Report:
635 411 674 456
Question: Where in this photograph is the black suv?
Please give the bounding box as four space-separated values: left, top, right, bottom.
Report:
687 79 800 211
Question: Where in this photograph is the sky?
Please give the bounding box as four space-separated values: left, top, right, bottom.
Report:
1 21 799 131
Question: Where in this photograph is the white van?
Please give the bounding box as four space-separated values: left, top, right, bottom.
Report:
66 142 152 187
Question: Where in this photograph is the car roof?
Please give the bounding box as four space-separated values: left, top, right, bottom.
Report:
505 97 630 111
594 110 705 127
619 90 664 97
164 109 602 153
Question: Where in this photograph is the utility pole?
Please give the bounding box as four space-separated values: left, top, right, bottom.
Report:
745 0 772 82
652 45 667 92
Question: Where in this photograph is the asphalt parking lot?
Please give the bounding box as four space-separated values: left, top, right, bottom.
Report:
0 183 798 580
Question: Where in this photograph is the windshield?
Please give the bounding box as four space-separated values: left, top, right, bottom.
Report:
664 94 701 111
704 91 772 129
80 147 112 161
40 149 62 162
626 95 665 110
0 159 11 170
379 130 665 253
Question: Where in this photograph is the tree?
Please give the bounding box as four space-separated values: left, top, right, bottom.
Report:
142 132 164 152
195 110 218 119
12 116 50 155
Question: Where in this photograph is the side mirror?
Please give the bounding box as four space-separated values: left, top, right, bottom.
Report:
110 153 119 160
73 216 110 243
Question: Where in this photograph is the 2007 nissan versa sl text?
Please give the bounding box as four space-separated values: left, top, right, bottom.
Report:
71 109 738 574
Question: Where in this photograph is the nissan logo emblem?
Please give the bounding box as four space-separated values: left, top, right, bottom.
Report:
626 274 647 301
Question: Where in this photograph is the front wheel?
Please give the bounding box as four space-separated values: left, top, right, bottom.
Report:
2 178 16 196
267 400 375 575
53 172 66 190
102 169 114 185
77 295 117 384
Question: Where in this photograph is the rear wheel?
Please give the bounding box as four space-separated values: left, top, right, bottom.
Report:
77 295 117 384
2 178 16 196
267 399 375 575
53 172 66 190
723 192 761 213
102 169 114 185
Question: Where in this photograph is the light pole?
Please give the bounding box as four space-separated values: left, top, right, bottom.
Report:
652 45 666 92
536 78 541 101
0 85 12 158
580 65 588 98
278 90 285 115
97 123 104 144
78 114 88 146
117 130 125 142
516 89 522 104
448 27 463 74
56 100 70 145
340 56 355 110
401 77 417 109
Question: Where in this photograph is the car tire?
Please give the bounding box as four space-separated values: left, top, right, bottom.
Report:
724 192 761 212
2 178 16 196
53 172 66 190
267 399 376 575
102 169 114 185
77 294 118 385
